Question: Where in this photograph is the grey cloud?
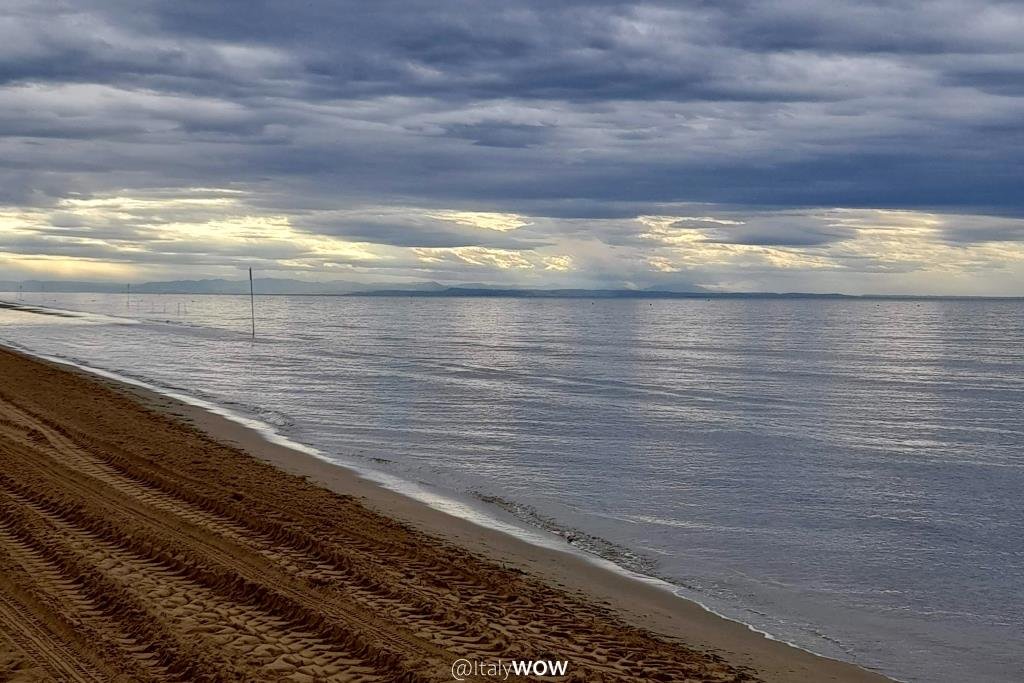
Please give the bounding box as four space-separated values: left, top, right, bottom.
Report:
1 1 1021 214
941 215 1024 243
1 0 1023 293
295 214 550 249
439 123 553 149
678 215 858 247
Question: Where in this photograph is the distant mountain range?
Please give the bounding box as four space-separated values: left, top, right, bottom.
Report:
0 277 710 297
0 278 448 295
0 278 1018 300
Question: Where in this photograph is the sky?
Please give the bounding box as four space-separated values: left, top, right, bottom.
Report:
1 0 1023 294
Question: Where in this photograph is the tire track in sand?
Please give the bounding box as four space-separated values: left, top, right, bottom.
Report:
0 485 391 682
1 404 667 678
0 521 172 681
0 586 102 682
1 399 554 670
0 438 457 680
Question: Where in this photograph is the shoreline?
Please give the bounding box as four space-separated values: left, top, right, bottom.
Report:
0 340 892 682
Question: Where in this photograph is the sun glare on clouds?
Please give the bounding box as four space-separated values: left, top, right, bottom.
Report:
429 211 529 232
2 190 1022 293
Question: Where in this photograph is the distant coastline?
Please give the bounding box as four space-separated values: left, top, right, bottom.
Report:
344 288 1024 301
2 278 1021 300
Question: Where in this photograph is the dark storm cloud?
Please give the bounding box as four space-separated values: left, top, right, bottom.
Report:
1 1 1022 213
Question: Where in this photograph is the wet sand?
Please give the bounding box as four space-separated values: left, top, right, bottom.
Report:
0 346 891 682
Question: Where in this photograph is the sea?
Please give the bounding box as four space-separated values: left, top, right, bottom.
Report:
0 292 1021 682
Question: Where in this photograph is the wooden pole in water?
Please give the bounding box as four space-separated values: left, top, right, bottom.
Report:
249 267 256 339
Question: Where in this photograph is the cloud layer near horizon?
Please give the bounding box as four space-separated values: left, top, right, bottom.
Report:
1 0 1023 293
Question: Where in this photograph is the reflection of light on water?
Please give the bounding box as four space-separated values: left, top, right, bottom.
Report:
0 300 140 326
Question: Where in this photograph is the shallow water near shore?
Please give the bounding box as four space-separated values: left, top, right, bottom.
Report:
1 292 1022 682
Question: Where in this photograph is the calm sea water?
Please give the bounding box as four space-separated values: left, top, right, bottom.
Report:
1 292 1021 682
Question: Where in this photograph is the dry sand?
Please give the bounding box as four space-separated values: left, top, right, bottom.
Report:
0 346 892 682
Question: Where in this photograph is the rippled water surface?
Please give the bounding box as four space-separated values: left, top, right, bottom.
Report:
1 293 1022 682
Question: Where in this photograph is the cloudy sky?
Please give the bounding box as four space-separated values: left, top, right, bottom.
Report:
1 0 1023 294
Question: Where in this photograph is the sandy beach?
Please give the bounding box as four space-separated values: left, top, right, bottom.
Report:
0 346 890 682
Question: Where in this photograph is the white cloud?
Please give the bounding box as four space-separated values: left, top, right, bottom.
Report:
3 190 1023 293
